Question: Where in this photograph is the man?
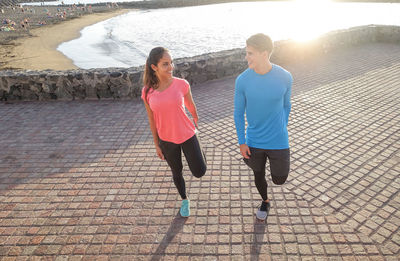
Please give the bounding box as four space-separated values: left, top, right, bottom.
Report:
234 33 292 221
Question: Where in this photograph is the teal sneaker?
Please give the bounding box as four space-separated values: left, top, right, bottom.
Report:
180 199 190 217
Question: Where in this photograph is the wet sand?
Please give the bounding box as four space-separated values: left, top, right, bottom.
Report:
0 8 130 70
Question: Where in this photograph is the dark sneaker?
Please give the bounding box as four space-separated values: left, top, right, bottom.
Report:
256 201 270 221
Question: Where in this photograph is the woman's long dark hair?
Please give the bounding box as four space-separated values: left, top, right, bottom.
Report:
143 47 168 101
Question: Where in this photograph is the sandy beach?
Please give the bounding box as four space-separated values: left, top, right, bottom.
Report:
0 8 130 70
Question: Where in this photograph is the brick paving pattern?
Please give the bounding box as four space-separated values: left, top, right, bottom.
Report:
0 42 399 260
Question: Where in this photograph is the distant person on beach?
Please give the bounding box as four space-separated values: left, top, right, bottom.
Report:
141 47 207 218
234 33 293 221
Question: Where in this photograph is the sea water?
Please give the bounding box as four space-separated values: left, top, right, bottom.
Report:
55 1 400 69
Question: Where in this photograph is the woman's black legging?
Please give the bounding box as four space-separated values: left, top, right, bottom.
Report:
159 134 207 199
244 147 290 201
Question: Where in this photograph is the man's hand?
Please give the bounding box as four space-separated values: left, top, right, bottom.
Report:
240 144 251 159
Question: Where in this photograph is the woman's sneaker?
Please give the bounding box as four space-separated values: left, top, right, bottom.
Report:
180 199 190 217
256 201 270 221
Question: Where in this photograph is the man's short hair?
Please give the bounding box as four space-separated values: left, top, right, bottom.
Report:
246 33 274 54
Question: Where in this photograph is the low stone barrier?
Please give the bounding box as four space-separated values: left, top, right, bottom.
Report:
0 25 399 101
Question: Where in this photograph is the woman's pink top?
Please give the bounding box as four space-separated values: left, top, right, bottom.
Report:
141 77 195 144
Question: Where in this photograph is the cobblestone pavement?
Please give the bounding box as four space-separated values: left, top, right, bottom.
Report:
0 42 399 260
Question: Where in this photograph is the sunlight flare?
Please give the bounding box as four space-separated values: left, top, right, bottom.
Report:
289 0 334 42
293 0 332 4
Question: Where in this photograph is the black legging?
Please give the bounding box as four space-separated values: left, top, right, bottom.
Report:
159 134 207 199
244 147 290 201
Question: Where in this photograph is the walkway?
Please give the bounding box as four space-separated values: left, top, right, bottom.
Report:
0 42 399 260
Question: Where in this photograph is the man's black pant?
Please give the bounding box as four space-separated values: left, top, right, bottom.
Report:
243 147 290 201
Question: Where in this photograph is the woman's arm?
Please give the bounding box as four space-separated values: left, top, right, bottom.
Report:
184 87 199 128
143 100 164 160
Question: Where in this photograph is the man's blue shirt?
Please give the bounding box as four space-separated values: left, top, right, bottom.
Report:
234 64 293 149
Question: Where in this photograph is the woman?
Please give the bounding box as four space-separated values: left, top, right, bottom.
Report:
141 47 207 217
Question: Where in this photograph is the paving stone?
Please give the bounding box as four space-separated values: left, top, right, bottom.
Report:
0 42 399 259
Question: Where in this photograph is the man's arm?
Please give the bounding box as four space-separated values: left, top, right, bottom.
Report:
234 78 251 159
283 74 293 125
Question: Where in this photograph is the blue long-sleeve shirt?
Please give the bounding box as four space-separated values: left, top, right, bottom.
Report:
234 64 293 149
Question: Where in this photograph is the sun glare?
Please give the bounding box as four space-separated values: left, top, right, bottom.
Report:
293 0 332 4
290 0 334 42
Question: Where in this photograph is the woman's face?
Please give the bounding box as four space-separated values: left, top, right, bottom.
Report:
152 52 174 80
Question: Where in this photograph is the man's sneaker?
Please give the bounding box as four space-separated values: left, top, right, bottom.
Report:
180 199 190 217
256 201 271 221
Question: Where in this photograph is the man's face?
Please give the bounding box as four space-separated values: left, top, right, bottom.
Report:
245 45 268 70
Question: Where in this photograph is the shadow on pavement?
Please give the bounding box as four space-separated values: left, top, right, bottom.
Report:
250 220 266 261
150 213 188 261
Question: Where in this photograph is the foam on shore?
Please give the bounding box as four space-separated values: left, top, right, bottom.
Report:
4 9 130 71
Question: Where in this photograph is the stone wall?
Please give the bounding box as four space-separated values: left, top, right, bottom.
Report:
0 25 399 101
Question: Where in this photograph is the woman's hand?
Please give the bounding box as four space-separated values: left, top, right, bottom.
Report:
156 145 165 160
193 116 199 129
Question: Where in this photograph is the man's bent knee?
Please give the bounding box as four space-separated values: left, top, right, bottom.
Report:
272 175 288 185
